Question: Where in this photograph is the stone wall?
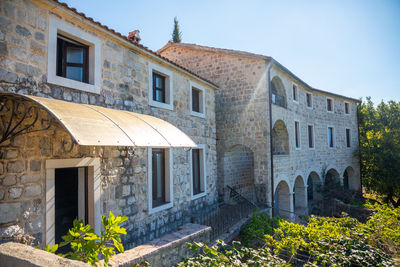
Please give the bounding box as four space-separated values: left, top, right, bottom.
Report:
0 0 217 249
160 46 270 205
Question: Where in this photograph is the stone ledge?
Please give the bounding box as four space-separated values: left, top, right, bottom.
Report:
105 223 211 267
0 242 89 267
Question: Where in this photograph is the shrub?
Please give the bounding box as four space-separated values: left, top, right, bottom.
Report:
240 211 281 246
45 211 128 266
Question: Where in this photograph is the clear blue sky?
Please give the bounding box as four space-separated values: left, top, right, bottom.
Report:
62 0 400 104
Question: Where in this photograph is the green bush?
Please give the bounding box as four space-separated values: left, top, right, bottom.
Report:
240 211 281 246
45 211 128 266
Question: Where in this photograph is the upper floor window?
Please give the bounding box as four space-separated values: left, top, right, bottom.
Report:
57 35 89 83
327 98 333 112
295 121 300 149
153 73 166 103
345 102 350 114
306 93 312 108
190 81 206 118
346 128 351 147
328 127 335 148
48 18 101 94
308 125 314 148
190 145 206 199
148 63 173 110
293 84 298 102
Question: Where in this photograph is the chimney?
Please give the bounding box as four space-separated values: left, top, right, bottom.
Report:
128 30 141 44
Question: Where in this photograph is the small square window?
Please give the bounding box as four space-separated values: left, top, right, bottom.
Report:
190 81 206 118
345 102 350 114
293 84 298 102
327 98 333 112
346 128 351 147
328 127 335 148
306 93 312 108
57 35 89 83
191 145 206 199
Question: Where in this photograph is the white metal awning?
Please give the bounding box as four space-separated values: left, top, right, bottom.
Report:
0 92 196 148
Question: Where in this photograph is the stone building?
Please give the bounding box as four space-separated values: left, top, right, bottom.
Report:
159 42 361 220
0 0 218 249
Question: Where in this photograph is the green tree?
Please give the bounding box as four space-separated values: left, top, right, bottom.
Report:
171 16 182 43
359 97 400 207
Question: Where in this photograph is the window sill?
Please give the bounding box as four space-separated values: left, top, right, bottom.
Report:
149 99 173 111
190 110 206 118
191 191 206 200
148 202 173 214
47 75 100 94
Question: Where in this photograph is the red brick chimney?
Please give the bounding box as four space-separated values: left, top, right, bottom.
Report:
128 30 141 44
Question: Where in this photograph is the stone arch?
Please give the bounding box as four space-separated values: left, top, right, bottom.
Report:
271 76 287 108
272 120 289 155
274 180 291 219
293 176 307 215
307 171 321 201
325 168 340 186
220 144 255 203
343 166 360 191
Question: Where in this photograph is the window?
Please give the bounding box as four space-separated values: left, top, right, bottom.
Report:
190 145 206 199
48 18 101 94
190 81 206 117
148 63 173 110
308 125 314 148
346 128 351 147
345 102 350 114
295 121 300 149
153 73 166 103
306 93 312 108
328 127 335 148
148 148 173 213
57 35 88 83
327 98 333 112
293 84 298 102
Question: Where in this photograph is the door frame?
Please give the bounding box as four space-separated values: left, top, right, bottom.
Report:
45 157 101 245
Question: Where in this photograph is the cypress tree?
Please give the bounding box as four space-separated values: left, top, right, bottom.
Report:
171 17 182 43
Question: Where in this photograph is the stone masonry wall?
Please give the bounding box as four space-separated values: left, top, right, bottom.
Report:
160 46 270 205
0 0 217 249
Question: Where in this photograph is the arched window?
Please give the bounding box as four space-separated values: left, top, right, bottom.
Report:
271 76 287 108
272 120 289 155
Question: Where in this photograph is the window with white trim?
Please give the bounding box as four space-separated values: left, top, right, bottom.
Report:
190 145 206 199
148 63 173 110
47 18 101 94
148 148 173 213
295 121 300 149
190 81 206 117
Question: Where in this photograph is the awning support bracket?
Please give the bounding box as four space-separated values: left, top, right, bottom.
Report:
0 95 76 151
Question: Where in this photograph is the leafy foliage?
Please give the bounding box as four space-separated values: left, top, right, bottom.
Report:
359 97 400 207
45 211 128 266
177 240 289 267
240 212 281 246
171 16 182 43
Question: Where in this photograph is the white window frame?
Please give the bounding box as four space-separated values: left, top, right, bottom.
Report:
190 144 207 200
307 124 315 149
306 92 313 109
47 18 101 94
345 127 351 148
344 102 350 115
327 126 336 148
294 120 301 150
148 62 174 110
45 157 101 245
148 148 173 214
292 83 299 103
190 81 206 118
326 97 334 113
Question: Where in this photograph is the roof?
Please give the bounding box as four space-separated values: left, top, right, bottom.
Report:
159 42 360 103
1 92 196 147
47 0 218 88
